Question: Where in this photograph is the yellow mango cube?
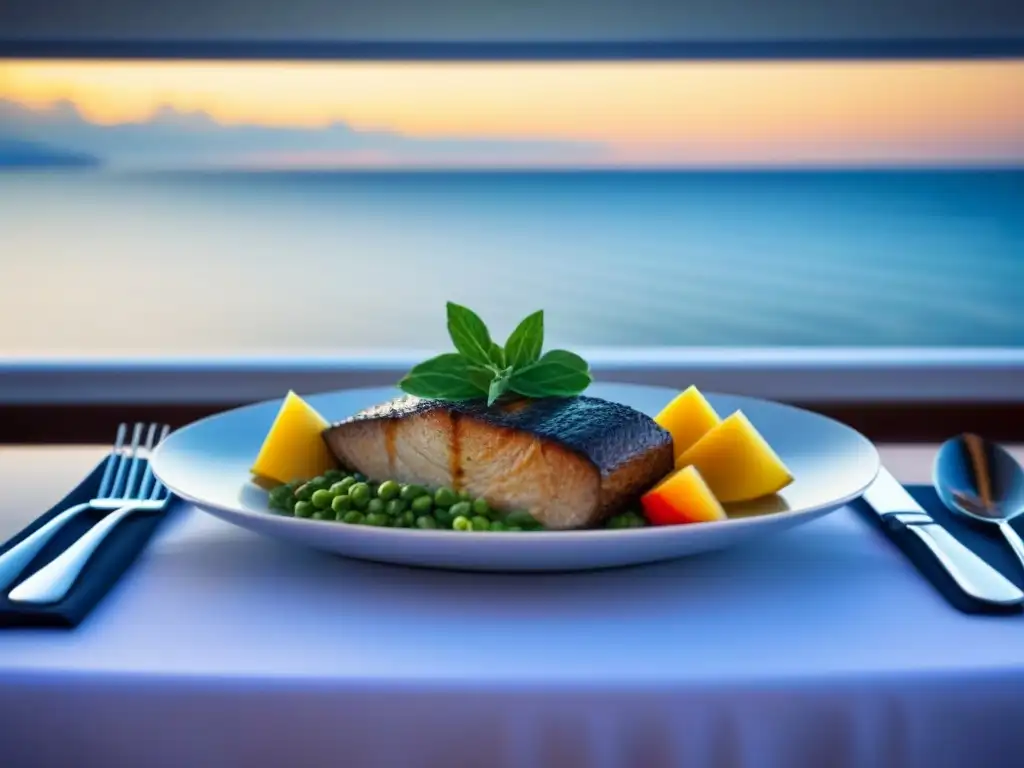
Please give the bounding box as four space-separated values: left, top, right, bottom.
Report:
675 410 793 502
250 391 338 485
655 385 722 460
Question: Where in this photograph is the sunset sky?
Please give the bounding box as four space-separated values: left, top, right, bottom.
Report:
1 59 1023 166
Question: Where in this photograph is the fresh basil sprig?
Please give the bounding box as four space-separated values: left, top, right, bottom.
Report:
508 349 591 398
398 302 593 406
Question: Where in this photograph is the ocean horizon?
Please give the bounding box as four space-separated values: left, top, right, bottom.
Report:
3 167 1022 355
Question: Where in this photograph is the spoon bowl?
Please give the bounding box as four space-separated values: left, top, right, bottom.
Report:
934 433 1024 573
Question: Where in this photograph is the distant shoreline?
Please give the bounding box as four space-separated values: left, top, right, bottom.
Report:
0 137 101 170
2 165 1020 177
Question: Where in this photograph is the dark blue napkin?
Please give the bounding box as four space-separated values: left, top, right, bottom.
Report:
852 484 1024 615
0 460 174 629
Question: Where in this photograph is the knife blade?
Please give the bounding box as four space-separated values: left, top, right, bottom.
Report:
862 468 1024 607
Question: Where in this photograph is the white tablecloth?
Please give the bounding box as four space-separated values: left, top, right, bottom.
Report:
1 447 1023 768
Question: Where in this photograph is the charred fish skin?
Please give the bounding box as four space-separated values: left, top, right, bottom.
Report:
329 394 672 478
330 395 444 428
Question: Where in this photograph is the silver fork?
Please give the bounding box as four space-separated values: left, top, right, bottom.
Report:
3 422 172 605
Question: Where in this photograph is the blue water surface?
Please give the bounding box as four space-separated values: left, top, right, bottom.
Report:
2 169 1022 354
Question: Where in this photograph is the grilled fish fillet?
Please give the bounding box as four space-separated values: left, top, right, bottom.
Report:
322 394 673 529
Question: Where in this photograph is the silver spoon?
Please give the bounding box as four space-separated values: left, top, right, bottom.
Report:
934 433 1024 573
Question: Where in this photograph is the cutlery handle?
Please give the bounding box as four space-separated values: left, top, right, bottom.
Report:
999 521 1024 573
0 503 91 589
905 521 1024 606
7 504 144 604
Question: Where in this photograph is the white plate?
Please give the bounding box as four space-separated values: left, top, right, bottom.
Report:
151 383 879 572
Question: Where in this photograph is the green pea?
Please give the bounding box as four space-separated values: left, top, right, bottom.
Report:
366 498 385 515
349 482 371 504
308 477 330 493
331 495 353 516
459 490 471 501
365 512 390 527
434 508 454 528
351 495 370 511
489 520 506 532
504 510 537 529
608 512 643 529
452 516 472 531
324 468 345 482
400 484 428 502
506 525 523 531
312 511 328 520
449 501 472 520
399 510 416 527
411 495 433 515
471 515 490 531
295 483 315 501
385 499 407 517
268 485 292 507
471 498 491 517
416 515 438 529
352 472 367 481
342 510 365 525
282 497 297 515
311 489 334 509
376 480 401 501
294 501 315 518
330 478 355 495
434 487 458 508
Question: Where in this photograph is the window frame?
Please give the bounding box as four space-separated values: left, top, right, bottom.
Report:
2 349 1021 406
3 43 1022 435
2 351 1023 443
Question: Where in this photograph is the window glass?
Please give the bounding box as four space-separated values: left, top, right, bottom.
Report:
2 60 1022 354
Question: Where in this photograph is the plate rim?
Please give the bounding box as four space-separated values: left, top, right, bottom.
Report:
150 382 881 539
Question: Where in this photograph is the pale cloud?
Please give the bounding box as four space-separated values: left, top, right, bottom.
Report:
0 98 609 168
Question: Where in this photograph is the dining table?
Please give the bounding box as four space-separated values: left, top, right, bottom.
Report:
1 442 1023 768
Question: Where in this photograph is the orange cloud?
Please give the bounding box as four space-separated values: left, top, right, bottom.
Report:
1 60 1022 164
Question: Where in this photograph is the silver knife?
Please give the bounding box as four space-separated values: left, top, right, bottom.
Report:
862 468 1024 606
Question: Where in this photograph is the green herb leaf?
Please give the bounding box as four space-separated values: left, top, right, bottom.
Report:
487 368 513 406
504 310 544 369
465 364 495 393
489 341 506 368
446 302 494 367
398 353 490 400
509 349 592 398
399 304 592 405
536 349 589 372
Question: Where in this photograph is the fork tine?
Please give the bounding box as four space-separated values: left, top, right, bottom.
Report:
150 480 170 503
97 423 127 498
122 422 146 499
136 423 160 500
148 425 172 501
109 423 141 499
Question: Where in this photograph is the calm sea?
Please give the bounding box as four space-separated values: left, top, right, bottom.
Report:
2 169 1022 354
